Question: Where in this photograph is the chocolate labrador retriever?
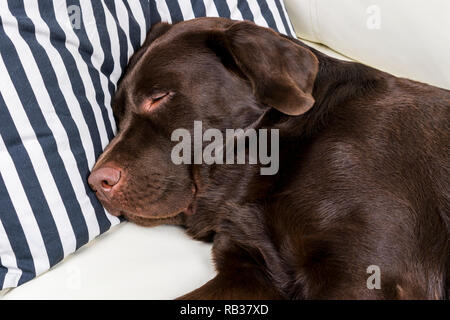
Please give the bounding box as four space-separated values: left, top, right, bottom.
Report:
88 18 449 299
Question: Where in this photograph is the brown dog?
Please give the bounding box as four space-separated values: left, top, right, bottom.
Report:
88 18 449 299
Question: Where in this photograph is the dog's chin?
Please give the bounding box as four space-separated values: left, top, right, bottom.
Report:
123 210 187 227
101 184 197 227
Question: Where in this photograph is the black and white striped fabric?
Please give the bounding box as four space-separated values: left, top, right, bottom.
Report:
0 0 295 290
151 0 295 37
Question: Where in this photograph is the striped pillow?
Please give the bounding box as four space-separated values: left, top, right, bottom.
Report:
0 0 295 290
151 0 295 37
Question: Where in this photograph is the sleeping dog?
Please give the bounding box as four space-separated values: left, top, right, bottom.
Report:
88 18 449 299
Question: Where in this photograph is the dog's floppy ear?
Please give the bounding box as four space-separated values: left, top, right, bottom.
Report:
212 21 319 116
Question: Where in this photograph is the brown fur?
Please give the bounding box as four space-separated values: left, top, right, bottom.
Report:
88 18 450 300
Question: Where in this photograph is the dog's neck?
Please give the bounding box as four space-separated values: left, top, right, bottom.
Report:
183 45 389 240
269 37 388 140
311 48 387 122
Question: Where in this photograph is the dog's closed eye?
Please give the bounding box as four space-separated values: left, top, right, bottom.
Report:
142 92 172 112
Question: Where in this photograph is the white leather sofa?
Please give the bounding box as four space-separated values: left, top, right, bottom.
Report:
285 0 450 90
1 0 448 299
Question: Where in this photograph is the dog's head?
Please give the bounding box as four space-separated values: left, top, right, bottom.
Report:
88 18 318 224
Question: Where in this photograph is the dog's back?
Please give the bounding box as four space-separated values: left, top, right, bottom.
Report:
270 50 450 299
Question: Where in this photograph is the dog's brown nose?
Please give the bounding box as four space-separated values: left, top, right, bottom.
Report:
88 166 121 195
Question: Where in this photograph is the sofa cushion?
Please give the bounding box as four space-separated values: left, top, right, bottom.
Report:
150 0 295 37
285 0 450 89
0 0 148 290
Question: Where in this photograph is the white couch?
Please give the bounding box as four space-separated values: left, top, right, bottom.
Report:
285 0 450 90
1 223 216 299
1 0 448 299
